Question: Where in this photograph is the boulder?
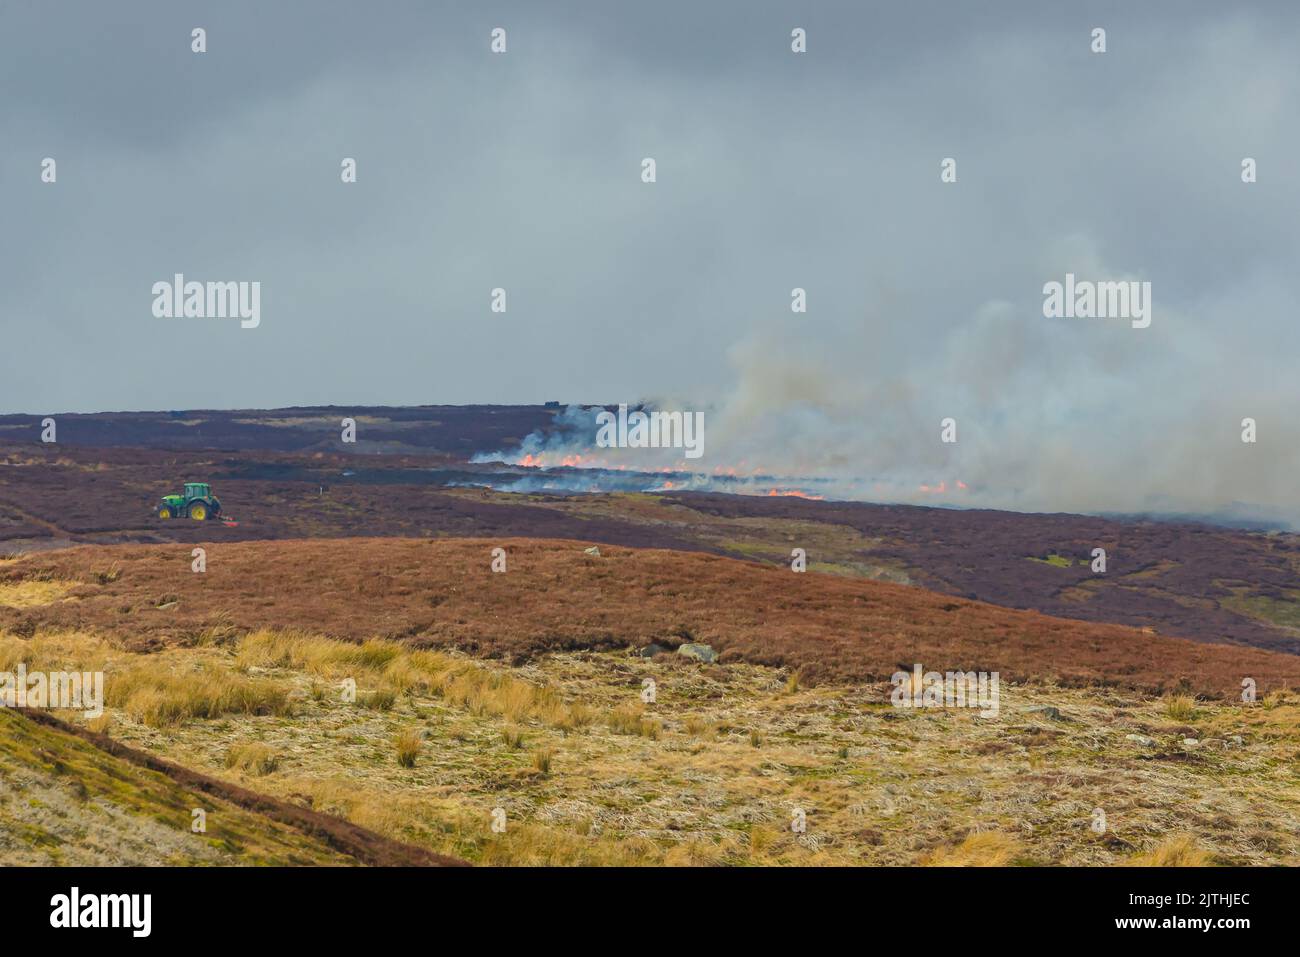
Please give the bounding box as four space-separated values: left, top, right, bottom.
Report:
583 546 601 556
676 643 717 664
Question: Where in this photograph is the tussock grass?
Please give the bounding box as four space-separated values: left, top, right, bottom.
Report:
531 747 553 776
662 838 740 866
180 613 240 647
748 826 779 859
922 832 1023 866
394 729 422 768
609 705 660 738
0 630 111 673
1262 688 1298 710
0 630 286 727
1128 834 1213 866
224 742 280 776
1164 695 1197 721
106 668 292 727
234 630 582 729
360 689 396 711
682 715 713 738
94 564 122 585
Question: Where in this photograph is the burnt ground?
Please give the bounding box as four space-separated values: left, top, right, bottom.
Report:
0 404 557 455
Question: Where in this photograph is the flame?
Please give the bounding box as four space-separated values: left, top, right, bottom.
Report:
918 480 968 495
765 488 825 500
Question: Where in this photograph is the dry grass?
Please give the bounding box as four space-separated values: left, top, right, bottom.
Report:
394 729 422 768
1164 695 1197 721
609 705 661 739
0 578 77 609
235 629 583 728
360 689 396 711
531 747 553 776
6 623 1299 867
224 742 280 776
682 715 713 738
85 713 114 735
106 668 292 727
922 832 1023 866
0 629 290 727
1128 834 1213 867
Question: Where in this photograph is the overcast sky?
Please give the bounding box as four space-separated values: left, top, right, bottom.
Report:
3 1 1298 517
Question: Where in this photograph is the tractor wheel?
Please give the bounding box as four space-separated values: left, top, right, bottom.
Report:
188 502 208 521
158 506 172 520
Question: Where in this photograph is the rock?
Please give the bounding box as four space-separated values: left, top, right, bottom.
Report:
583 546 601 556
1125 734 1157 747
1182 738 1200 748
1227 734 1245 747
638 643 666 658
676 642 717 664
156 601 179 611
1026 706 1062 720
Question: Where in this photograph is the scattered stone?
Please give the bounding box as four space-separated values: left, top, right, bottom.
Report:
583 546 601 556
676 642 717 664
1026 705 1062 720
638 643 666 658
1125 734 1156 747
1182 738 1200 748
1227 734 1246 747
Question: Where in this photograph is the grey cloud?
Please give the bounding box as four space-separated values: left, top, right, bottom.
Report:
2 1 1297 519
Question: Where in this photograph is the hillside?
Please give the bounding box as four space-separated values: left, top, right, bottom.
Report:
0 707 459 866
3 579 1299 866
4 537 1297 698
4 438 1300 658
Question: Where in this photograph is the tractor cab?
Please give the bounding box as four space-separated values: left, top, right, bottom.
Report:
184 483 211 501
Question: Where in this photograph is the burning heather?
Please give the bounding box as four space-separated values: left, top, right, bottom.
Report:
472 404 967 503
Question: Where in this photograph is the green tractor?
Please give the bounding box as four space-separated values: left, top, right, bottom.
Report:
156 482 222 521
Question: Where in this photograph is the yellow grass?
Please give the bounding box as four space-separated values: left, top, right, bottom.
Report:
0 579 78 609
6 624 1297 867
106 668 292 727
234 629 581 728
1128 834 1213 867
394 729 422 768
224 742 280 775
531 747 553 775
922 832 1022 866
